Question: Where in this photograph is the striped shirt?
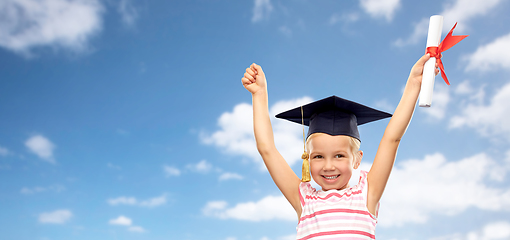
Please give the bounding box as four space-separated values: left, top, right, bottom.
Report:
296 170 378 240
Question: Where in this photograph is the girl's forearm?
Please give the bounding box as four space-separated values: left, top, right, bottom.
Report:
383 79 421 142
252 90 277 154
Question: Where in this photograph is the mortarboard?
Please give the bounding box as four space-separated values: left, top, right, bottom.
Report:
276 95 392 141
275 95 392 182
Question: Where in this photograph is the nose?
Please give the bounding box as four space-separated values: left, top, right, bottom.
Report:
323 159 335 171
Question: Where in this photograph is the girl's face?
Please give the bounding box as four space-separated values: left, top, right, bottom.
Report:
308 134 361 191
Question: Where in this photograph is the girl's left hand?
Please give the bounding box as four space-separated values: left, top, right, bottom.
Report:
408 54 440 85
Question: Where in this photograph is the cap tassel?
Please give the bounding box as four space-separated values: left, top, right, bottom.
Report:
300 106 311 182
301 152 310 182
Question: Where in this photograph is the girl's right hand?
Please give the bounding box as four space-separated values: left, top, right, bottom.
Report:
242 63 267 95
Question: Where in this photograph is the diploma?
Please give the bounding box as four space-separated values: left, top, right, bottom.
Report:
419 15 443 107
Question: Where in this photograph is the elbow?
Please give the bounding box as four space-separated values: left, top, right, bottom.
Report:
382 135 402 145
256 143 275 157
258 149 270 158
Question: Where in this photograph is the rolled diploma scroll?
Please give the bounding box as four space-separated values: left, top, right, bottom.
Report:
419 15 443 107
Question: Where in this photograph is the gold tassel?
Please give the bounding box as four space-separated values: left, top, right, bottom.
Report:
300 106 311 182
301 152 311 182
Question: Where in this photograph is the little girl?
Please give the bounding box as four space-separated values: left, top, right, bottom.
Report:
241 54 438 239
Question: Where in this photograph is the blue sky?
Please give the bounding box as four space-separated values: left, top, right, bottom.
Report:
1 0 510 239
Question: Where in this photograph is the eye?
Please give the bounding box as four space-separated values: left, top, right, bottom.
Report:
335 154 345 158
313 155 323 159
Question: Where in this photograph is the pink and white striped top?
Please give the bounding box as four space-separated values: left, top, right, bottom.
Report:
296 170 378 240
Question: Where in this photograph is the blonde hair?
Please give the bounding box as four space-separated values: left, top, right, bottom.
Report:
306 133 362 162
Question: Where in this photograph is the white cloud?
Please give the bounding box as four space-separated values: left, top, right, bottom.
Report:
431 221 510 240
163 165 181 177
107 194 166 207
465 32 510 72
200 102 258 163
187 159 212 173
419 84 450 120
202 195 295 222
117 0 138 27
449 81 510 141
219 172 244 181
0 0 104 56
38 209 72 224
359 0 400 22
201 97 313 170
441 0 503 33
109 215 132 226
455 80 475 95
203 201 228 214
373 99 395 113
393 18 429 47
25 135 56 163
379 152 510 227
454 80 486 105
109 215 146 233
107 196 137 206
0 146 10 156
394 0 503 47
20 185 65 194
139 195 166 208
252 0 273 23
475 221 510 240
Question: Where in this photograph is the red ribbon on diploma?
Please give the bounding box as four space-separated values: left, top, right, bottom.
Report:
426 23 468 85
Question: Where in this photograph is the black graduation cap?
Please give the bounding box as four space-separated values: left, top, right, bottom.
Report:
275 96 392 141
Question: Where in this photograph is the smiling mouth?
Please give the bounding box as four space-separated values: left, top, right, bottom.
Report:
322 175 340 180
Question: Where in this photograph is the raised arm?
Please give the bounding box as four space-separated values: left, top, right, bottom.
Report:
366 54 437 215
242 64 302 217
